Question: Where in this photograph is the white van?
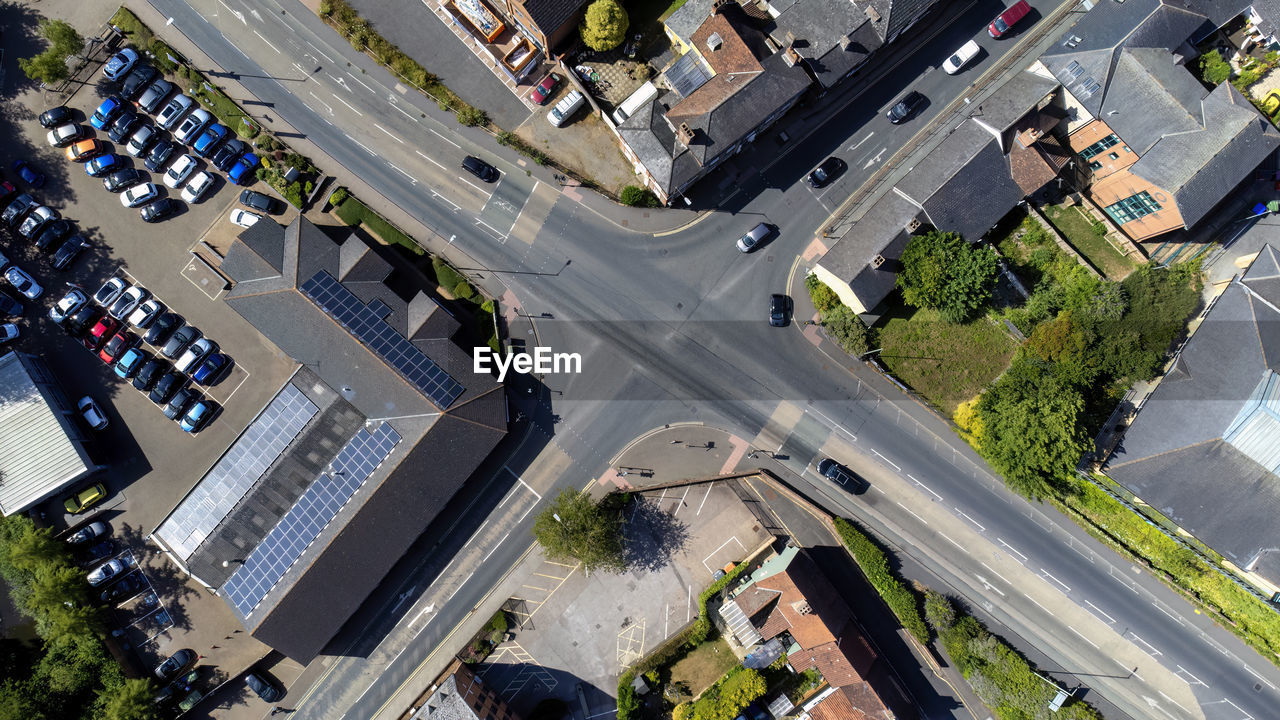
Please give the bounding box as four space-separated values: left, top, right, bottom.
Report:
548 90 586 127
612 81 658 125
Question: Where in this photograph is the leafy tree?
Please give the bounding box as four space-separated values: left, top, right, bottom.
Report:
897 231 998 322
923 588 956 633
1021 312 1097 387
24 563 88 619
580 0 628 51
977 359 1092 498
805 274 840 313
18 19 85 85
456 106 488 127
1082 281 1127 321
1199 49 1231 85
953 397 985 449
5 523 62 574
821 305 871 356
100 678 158 720
0 680 45 720
532 489 625 574
620 185 660 207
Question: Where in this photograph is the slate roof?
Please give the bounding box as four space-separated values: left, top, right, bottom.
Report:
867 0 940 44
1107 245 1280 584
921 139 1027 242
769 0 883 89
666 0 714 47
517 0 592 38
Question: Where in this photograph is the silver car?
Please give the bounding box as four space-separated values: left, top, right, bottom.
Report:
157 93 195 130
4 266 42 300
175 108 212 144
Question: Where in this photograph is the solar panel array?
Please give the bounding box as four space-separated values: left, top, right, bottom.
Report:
666 52 712 99
300 271 463 408
157 385 319 560
222 423 402 618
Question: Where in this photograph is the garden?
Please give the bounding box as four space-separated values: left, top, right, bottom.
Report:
1039 203 1136 280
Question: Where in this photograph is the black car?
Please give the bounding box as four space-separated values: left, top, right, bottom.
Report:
149 371 185 405
0 293 21 317
154 649 197 682
238 189 277 214
39 105 73 128
99 572 147 604
161 323 198 359
768 294 791 327
211 139 248 173
120 65 159 100
107 112 139 143
34 219 72 253
133 358 171 392
1 194 36 227
64 305 101 335
462 155 499 182
103 168 145 192
244 672 285 703
141 198 180 223
164 387 198 421
145 313 183 345
887 91 927 124
81 539 117 565
806 157 845 188
52 235 89 271
817 458 868 492
137 78 175 114
144 139 178 172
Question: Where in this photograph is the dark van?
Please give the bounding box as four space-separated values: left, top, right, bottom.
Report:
989 0 1031 38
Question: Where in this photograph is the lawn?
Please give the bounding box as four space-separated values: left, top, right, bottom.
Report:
669 636 738 697
877 306 1019 414
1041 204 1136 280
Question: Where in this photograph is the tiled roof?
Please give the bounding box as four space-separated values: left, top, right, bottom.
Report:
517 0 592 37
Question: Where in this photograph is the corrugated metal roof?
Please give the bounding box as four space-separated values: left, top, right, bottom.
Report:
0 353 91 514
1224 370 1280 473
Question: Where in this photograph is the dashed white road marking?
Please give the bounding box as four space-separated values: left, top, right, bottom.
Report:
252 30 279 53
870 448 899 471
937 532 964 551
1067 626 1099 649
307 91 333 115
955 509 985 532
416 150 446 171
374 123 404 144
907 473 942 501
979 561 1011 586
1083 600 1115 624
305 40 334 62
387 162 417 184
331 93 363 116
896 502 926 524
429 128 461 148
1040 569 1071 593
996 538 1027 563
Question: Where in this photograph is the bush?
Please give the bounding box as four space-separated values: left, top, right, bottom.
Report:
821 305 871 356
620 185 660 207
581 0 629 51
433 258 466 291
329 187 349 207
682 666 766 720
833 518 929 643
806 274 840 313
1199 49 1232 85
456 106 488 127
454 281 476 300
281 181 305 209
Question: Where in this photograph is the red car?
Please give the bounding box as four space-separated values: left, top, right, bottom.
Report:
529 73 562 105
99 331 137 365
988 0 1031 38
84 317 120 352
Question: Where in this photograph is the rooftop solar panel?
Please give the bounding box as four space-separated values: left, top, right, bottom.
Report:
300 271 463 408
156 385 319 560
222 423 402 618
665 52 712 99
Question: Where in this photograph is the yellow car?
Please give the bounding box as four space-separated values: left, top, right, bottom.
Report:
63 483 107 514
65 139 104 162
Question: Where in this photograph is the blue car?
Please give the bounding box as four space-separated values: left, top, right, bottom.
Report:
89 96 125 130
86 154 126 178
180 400 215 433
11 160 45 188
192 353 231 385
227 152 260 186
114 348 149 379
192 123 228 158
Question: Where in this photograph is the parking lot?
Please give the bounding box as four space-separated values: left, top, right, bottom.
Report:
0 18 300 708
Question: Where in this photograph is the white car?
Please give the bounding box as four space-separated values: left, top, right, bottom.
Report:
125 125 156 157
0 323 17 343
87 556 135 586
181 171 215 203
49 289 88 323
229 209 260 228
174 108 212 144
4 266 42 300
128 298 164 328
164 155 197 189
157 94 195 130
93 277 127 307
121 182 160 208
109 285 148 320
942 40 981 74
176 337 215 373
77 396 109 431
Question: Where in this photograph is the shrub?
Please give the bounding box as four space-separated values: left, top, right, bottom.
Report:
433 258 466 291
581 0 629 51
454 281 476 300
620 185 660 207
281 181 305 209
1199 49 1231 85
821 305 871 356
329 187 349 207
806 274 840 313
481 299 495 313
456 106 488 127
833 517 929 643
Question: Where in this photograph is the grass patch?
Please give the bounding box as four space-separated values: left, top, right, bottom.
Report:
877 305 1018 414
1041 204 1135 280
669 636 737 698
334 196 425 255
110 7 154 47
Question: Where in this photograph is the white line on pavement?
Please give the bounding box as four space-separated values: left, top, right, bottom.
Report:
457 175 492 196
1083 600 1116 624
390 103 416 121
696 484 714 515
430 128 462 148
432 191 460 211
955 509 985 532
1027 596 1053 615
937 532 964 551
1151 600 1184 625
870 449 900 471
305 40 334 62
1242 663 1275 690
331 93 363 116
217 0 246 24
446 572 474 601
973 573 1005 596
997 538 1027 563
896 502 926 524
1040 569 1071 593
804 406 856 441
482 533 510 562
1175 665 1205 686
348 72 375 93
344 134 375 155
511 471 543 501
252 30 280 53
416 150 446 170
907 473 942 501
1157 691 1191 716
387 162 417 183
475 218 505 239
1067 626 1100 649
1126 631 1162 657
374 123 404 143
979 561 1011 586
307 91 332 115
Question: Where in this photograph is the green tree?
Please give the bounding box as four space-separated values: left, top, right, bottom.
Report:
620 185 660 207
1199 49 1231 85
1021 312 1097 387
5 523 62 574
805 274 840 313
821 305 871 356
23 564 88 620
580 0 628 51
100 678 157 720
18 19 85 85
897 231 998 322
532 489 625 574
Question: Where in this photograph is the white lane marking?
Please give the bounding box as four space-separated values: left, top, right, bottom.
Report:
390 103 416 120
1175 665 1205 687
307 91 333 115
344 134 375 155
331 93 363 116
973 574 1005 596
997 538 1027 563
1083 600 1115 624
457 175 492 197
348 72 376 93
416 150 446 170
306 40 334 62
896 502 926 525
252 30 280 53
847 132 874 151
475 218 505 239
1217 698 1253 720
862 146 887 169
1067 626 1100 649
445 571 473 601
1027 595 1053 615
217 0 246 24
482 532 510 562
387 162 417 184
955 509 985 532
430 128 461 148
1157 692 1190 715
978 561 1011 586
432 191 460 211
907 473 942 501
937 532 964 551
1127 632 1161 657
870 449 900 471
1040 569 1071 593
1242 663 1275 690
805 406 857 441
512 471 543 501
1151 600 1184 625
374 123 404 144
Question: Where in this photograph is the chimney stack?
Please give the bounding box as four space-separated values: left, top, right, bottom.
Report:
677 122 695 144
782 46 802 67
864 6 881 22
871 254 886 268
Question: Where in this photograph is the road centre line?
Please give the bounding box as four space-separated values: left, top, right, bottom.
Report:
432 191 461 212
804 406 856 441
348 72 376 93
937 532 964 551
907 473 942 501
955 509 985 532
979 562 1011 586
1083 600 1115 624
1127 632 1161 657
896 502 926 524
331 93 363 116
1067 626 1100 649
387 162 417 183
252 30 280 53
345 134 375 155
390 103 416 120
306 40 334 62
416 150 447 171
1040 569 1071 593
482 533 509 562
457 175 492 196
374 123 404 143
870 448 900 471
996 538 1027 563
446 572 474 601
1026 596 1053 615
1175 665 1205 686
308 91 333 114
430 128 462 148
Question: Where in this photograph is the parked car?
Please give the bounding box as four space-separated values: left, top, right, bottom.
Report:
229 209 260 228
109 285 148 320
0 181 17 206
528 72 562 105
768 293 791 327
0 293 21 318
103 167 145 192
17 205 57 239
1 194 36 227
227 152 260 185
128 298 164 328
52 234 89 271
174 108 212 144
886 91 927 124
78 398 108 432
145 313 183 345
133 358 171 392
120 182 160 208
165 387 198 421
49 289 88 324
102 48 139 81
192 123 228 157
735 222 772 253
65 138 104 161
114 347 149 379
239 189 276 213
175 338 215 373
106 112 139 143
120 64 159 100
461 155 500 183
181 171 215 203
211 138 247 172
141 198 180 222
100 572 147 604
164 155 197 189
806 157 845 188
0 323 17 343
49 123 90 148
817 457 867 492
67 520 108 545
942 40 982 74
988 0 1031 38
65 483 109 515
547 90 585 127
89 96 126 130
81 540 117 565
87 556 137 587
4 266 42 300
34 218 72 253
93 277 128 307
83 316 120 351
192 353 231 385
149 371 186 404
126 124 157 157
39 105 73 128
161 323 199 359
144 139 178 172
244 673 285 703
11 160 45 188
64 305 100 336
86 154 126 178
156 94 195 130
99 331 137 365
136 77 175 114
180 399 215 433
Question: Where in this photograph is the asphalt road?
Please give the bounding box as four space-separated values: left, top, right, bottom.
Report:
144 0 1280 719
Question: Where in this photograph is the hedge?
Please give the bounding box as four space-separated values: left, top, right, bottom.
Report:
833 517 929 643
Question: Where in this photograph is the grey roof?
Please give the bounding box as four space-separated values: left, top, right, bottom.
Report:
1186 0 1251 30
0 352 94 515
1128 82 1280 229
666 0 714 48
864 0 941 44
921 140 1027 242
1223 371 1280 471
819 192 919 311
770 0 883 89
897 121 997 202
1103 47 1206 154
1107 245 1280 583
517 0 592 39
411 664 508 720
975 70 1060 136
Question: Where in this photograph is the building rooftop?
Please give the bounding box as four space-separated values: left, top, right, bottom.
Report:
517 0 593 41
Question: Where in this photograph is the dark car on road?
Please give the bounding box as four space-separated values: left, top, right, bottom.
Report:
34 219 72 253
39 105 73 128
52 234 89 271
193 353 231 385
0 294 21 318
768 294 791 327
99 572 147 604
161 323 198 359
886 91 927 124
137 78 176 114
164 386 198 421
462 155 499 183
107 112 139 143
817 458 868 492
81 539 117 566
154 649 196 682
144 139 178 173
146 313 183 345
806 156 845 188
64 306 101 336
244 672 285 703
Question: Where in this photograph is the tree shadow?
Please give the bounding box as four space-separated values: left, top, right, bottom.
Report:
621 496 690 573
